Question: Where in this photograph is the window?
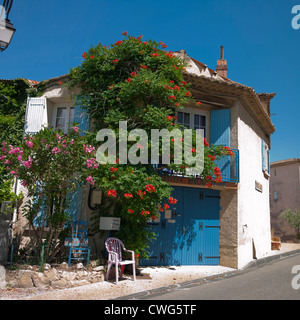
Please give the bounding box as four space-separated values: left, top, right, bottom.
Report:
177 110 208 138
177 112 190 129
194 114 206 138
54 106 75 134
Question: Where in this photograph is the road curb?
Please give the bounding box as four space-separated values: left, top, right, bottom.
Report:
242 249 300 270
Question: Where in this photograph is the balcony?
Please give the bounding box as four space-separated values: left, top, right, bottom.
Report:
156 148 239 187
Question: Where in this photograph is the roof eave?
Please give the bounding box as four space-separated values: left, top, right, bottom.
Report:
183 72 276 136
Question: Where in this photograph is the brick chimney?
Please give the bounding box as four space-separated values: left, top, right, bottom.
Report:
216 46 228 78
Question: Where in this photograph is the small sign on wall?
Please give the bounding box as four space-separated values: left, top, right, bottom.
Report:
99 217 121 231
255 180 263 192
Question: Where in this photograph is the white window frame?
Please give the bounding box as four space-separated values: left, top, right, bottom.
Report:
176 108 210 141
52 104 75 134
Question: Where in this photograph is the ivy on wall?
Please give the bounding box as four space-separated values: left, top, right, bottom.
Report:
0 79 31 206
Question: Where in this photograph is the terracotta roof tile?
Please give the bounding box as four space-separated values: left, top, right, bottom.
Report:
271 158 300 167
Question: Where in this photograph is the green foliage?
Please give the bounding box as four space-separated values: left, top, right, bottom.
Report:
0 166 20 206
0 79 30 209
280 208 300 239
0 79 29 148
90 164 172 257
68 33 191 132
68 33 234 258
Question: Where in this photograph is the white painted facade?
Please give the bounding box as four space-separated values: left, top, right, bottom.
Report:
236 101 272 268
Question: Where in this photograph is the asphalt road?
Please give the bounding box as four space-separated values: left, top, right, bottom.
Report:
141 254 300 300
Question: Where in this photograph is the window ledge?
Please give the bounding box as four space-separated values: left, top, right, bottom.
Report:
263 170 270 179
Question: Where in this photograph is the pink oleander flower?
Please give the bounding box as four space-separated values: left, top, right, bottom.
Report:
83 144 95 154
87 158 94 168
73 126 79 132
86 158 99 169
52 147 61 155
86 175 95 185
9 147 22 154
26 141 34 149
22 157 33 169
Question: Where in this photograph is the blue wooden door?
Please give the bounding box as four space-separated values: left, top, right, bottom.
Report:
181 187 205 265
164 187 184 266
141 186 220 266
181 187 220 265
201 189 220 265
142 187 184 266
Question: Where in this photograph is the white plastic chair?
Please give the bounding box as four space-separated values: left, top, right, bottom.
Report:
105 237 136 284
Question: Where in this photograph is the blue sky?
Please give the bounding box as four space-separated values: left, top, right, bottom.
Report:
0 0 299 162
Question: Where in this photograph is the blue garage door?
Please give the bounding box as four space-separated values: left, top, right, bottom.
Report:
141 186 220 266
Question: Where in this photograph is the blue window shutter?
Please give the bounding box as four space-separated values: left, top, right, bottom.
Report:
32 200 46 227
262 140 265 171
74 99 90 135
210 109 231 181
66 186 83 221
210 109 231 146
33 187 83 226
261 140 270 173
69 99 89 221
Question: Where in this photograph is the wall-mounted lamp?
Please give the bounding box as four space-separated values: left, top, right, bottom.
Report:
0 0 16 52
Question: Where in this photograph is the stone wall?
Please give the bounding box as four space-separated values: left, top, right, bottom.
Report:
5 262 105 289
219 189 238 268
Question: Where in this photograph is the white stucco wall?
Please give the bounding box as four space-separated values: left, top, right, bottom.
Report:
237 102 272 269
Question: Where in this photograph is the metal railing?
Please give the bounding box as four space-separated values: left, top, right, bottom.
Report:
155 148 240 184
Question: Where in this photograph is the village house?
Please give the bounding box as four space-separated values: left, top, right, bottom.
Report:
270 158 300 242
16 46 276 269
